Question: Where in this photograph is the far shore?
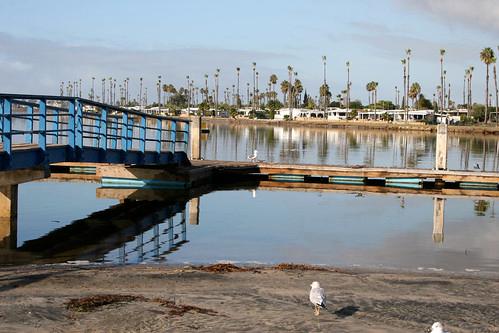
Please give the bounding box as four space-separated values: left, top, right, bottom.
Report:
0 263 498 332
201 117 499 136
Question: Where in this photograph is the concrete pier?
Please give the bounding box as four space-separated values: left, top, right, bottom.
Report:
435 124 448 170
190 116 202 160
432 197 445 243
0 185 18 249
189 197 200 225
0 185 18 219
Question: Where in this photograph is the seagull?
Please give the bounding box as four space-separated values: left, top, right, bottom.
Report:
473 163 480 170
309 281 326 316
427 322 450 333
247 149 258 162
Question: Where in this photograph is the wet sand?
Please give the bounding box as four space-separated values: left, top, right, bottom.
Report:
0 264 498 332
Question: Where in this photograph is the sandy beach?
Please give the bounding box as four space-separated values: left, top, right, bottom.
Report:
0 263 498 332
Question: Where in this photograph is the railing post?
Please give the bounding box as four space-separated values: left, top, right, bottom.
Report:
38 99 46 152
25 106 33 144
99 107 107 149
68 100 75 150
156 118 162 154
2 98 12 167
121 112 128 151
75 100 83 149
139 115 146 153
170 120 176 152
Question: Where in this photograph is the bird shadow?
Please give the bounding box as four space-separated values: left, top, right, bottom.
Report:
334 305 360 318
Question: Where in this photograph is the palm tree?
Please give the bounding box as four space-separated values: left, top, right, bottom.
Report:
322 55 327 115
281 80 290 105
401 59 407 121
319 83 331 110
287 65 293 113
468 66 474 113
236 67 240 107
346 61 351 113
215 68 220 111
139 77 143 109
409 82 422 108
252 62 256 109
405 49 412 121
440 49 445 113
294 79 303 107
269 74 278 101
480 47 495 123
494 46 499 125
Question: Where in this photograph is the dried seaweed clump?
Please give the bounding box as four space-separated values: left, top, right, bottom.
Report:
197 263 253 273
273 263 329 271
153 298 218 316
66 294 145 312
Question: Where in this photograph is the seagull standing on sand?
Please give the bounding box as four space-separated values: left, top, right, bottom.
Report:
309 281 326 316
248 149 258 162
427 322 450 333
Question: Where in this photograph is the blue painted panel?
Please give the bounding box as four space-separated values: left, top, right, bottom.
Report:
68 100 75 149
76 100 83 148
2 99 12 159
38 99 47 151
156 118 162 154
121 112 128 152
170 121 176 152
99 108 107 150
139 115 146 153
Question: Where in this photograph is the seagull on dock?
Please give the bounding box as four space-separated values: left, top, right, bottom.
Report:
309 281 326 316
473 163 480 170
427 322 450 333
247 149 258 162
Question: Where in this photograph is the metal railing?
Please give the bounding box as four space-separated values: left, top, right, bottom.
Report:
0 94 190 170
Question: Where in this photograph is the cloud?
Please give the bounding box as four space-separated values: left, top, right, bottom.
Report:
394 0 499 35
0 32 285 98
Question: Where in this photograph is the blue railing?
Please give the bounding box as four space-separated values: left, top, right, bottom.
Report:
0 94 190 170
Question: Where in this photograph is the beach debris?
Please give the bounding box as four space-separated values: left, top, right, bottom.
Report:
273 263 329 271
196 263 254 273
66 294 218 317
309 281 327 316
66 294 146 312
152 298 218 317
427 321 450 333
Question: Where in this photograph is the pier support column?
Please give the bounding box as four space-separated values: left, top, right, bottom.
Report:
0 185 18 249
435 124 448 170
190 116 202 160
432 197 445 243
189 197 200 225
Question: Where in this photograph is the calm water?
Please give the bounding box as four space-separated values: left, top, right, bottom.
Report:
1 124 499 273
202 123 499 171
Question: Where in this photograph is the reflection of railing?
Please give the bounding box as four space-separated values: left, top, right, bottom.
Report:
0 94 190 170
117 211 188 264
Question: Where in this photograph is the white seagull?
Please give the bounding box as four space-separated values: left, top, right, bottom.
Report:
309 281 326 316
427 322 450 333
247 149 258 162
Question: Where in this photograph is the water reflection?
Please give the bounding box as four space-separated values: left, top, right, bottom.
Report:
1 182 499 272
202 123 499 171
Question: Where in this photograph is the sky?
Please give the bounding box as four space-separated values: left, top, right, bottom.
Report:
1 0 499 105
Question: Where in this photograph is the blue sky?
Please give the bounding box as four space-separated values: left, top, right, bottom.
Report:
1 0 499 104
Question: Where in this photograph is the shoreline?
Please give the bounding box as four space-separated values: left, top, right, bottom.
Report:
202 117 499 135
1 263 498 332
